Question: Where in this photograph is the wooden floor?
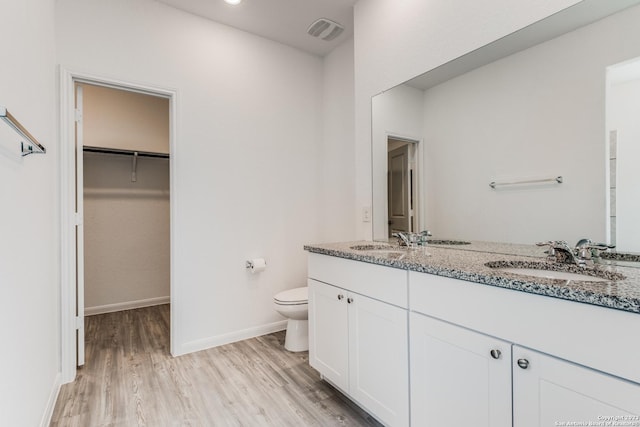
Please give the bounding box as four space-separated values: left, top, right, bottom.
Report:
51 305 381 427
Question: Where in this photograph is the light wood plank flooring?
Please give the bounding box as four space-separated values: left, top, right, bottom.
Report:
51 305 382 427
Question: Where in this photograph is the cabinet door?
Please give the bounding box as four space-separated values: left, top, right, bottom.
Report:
410 313 512 427
308 279 349 391
349 293 409 427
513 346 640 427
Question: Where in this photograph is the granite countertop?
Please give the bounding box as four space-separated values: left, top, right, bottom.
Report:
303 240 640 314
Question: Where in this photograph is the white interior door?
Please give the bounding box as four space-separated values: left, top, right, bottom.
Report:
388 144 411 236
75 83 85 367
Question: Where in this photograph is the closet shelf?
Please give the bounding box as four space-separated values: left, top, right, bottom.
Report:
0 106 46 156
83 146 169 158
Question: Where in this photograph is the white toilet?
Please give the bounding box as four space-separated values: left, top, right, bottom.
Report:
273 286 309 352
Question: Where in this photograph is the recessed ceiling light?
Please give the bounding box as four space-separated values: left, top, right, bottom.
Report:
224 0 242 5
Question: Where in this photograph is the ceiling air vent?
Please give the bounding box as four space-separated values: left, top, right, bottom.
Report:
307 18 344 41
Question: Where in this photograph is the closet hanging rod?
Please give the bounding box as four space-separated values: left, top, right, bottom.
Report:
0 106 46 156
83 146 169 159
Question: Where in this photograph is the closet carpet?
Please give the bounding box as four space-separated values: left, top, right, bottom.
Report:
50 305 381 427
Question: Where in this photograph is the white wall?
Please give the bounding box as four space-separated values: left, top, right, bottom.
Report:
56 0 323 354
321 37 357 242
0 0 60 425
354 0 583 240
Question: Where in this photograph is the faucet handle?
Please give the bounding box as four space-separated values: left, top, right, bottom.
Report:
574 238 615 261
392 232 410 247
535 241 558 260
586 242 615 260
419 230 432 237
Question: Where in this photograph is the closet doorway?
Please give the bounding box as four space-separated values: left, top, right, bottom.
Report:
60 71 176 381
77 83 171 365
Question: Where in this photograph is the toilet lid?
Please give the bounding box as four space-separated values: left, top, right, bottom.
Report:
274 286 308 304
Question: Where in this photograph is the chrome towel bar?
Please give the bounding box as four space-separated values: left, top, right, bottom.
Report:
0 106 46 156
489 176 563 189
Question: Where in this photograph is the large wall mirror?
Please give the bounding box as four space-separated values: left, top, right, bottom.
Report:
372 0 640 253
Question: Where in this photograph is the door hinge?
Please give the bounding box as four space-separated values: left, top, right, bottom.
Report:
74 212 83 226
75 316 83 330
74 108 82 123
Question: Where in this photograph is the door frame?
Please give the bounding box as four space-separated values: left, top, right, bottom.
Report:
385 133 422 236
59 68 178 382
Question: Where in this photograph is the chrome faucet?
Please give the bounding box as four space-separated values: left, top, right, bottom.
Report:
536 239 615 267
392 232 411 247
393 230 434 248
537 240 581 265
574 239 614 264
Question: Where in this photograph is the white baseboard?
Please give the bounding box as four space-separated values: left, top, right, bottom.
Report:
178 320 288 356
85 296 170 316
40 372 62 427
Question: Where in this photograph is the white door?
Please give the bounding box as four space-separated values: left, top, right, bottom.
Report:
388 144 411 236
349 293 409 427
308 279 349 391
75 83 85 366
410 313 512 427
513 346 640 427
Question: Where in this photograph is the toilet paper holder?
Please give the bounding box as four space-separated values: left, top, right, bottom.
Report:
245 258 267 273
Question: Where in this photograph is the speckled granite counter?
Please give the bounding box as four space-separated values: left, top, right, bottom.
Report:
304 241 640 314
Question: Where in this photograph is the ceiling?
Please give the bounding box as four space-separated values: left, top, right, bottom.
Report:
156 0 357 56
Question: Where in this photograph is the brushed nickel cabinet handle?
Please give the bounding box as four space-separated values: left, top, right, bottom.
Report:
517 358 530 369
337 294 344 300
347 297 354 304
490 349 502 360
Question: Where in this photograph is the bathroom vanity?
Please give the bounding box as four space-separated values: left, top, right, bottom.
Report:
304 241 640 427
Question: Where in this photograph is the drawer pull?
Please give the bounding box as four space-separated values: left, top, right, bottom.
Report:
517 358 530 369
347 297 354 304
337 294 344 300
490 349 501 360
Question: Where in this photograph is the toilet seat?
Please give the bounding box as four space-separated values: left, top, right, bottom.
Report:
274 286 308 305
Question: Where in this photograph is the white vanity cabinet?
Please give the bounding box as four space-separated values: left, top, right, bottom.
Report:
513 346 640 426
308 253 409 427
410 313 512 427
409 271 640 427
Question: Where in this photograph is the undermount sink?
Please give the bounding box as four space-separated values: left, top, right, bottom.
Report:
350 244 398 251
349 244 407 255
497 267 610 282
485 261 625 283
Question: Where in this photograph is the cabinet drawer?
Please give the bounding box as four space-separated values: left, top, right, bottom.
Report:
308 253 407 308
409 271 640 385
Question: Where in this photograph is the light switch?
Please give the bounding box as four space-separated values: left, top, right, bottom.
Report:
362 206 371 222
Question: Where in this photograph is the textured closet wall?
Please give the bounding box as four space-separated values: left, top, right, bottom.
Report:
81 83 170 154
82 82 170 314
84 152 170 313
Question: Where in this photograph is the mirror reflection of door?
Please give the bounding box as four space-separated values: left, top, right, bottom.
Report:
607 56 640 252
387 137 419 237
